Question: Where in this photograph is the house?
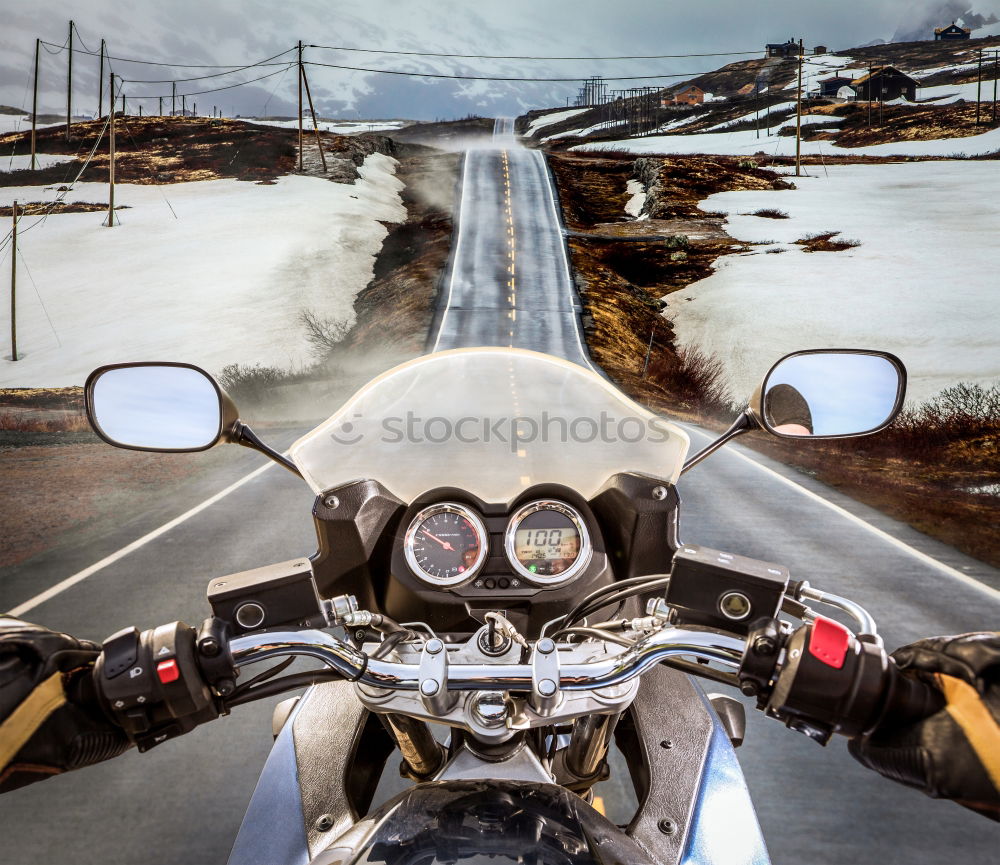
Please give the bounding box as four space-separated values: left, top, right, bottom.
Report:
817 74 856 97
850 66 919 101
766 39 803 58
935 22 972 40
813 45 829 55
670 84 705 106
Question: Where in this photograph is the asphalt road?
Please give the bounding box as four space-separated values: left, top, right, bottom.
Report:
1 120 998 864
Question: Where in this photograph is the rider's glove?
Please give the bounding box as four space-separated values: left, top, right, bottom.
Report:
848 631 1000 821
0 617 130 793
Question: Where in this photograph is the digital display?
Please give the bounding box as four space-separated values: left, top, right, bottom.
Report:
513 511 581 576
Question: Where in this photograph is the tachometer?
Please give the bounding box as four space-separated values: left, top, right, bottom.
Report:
504 500 591 585
404 503 488 587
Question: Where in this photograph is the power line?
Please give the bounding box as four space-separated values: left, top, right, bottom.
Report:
38 40 294 70
307 43 764 61
116 48 297 84
119 64 296 100
303 59 707 83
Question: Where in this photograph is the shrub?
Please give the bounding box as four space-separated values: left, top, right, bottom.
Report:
299 309 350 359
751 208 789 219
217 363 295 405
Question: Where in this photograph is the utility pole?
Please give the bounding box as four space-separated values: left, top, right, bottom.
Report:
99 39 105 117
172 81 176 116
297 40 304 171
30 40 39 170
9 201 17 361
976 49 983 125
159 96 163 116
107 73 115 228
300 62 328 171
795 39 803 177
121 91 125 115
66 20 74 141
182 94 186 117
193 102 197 116
867 62 873 127
993 52 998 123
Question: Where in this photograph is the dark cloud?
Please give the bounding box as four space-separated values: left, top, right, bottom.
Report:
2 1 996 120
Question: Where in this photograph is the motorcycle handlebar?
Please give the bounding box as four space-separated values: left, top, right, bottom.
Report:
229 626 748 692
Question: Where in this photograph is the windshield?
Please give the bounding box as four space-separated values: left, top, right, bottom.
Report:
290 348 689 502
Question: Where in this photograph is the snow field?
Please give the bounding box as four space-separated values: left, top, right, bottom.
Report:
525 107 588 136
0 153 405 386
1 154 77 172
666 161 1000 404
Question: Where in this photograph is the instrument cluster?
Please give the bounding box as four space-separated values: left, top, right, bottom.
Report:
398 491 600 596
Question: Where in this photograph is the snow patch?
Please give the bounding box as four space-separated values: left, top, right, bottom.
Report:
526 107 588 135
1 154 77 173
667 162 1000 404
624 179 646 218
0 153 405 387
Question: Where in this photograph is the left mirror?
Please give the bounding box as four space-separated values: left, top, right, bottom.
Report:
86 363 235 452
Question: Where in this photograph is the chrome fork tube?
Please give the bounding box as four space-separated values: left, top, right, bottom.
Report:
566 711 621 780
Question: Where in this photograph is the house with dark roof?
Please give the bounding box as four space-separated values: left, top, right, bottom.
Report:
851 67 919 101
817 74 856 97
766 39 803 58
935 22 972 40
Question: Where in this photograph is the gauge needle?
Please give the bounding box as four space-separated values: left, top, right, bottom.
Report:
422 530 455 551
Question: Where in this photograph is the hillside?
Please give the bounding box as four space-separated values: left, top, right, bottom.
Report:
519 34 1000 158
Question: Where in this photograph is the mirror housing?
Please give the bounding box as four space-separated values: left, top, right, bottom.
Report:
85 362 239 452
749 349 906 440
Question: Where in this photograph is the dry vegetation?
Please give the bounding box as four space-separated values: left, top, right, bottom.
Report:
548 149 999 566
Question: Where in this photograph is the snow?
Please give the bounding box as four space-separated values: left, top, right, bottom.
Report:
624 179 646 217
573 121 1000 158
705 101 797 131
526 107 588 136
918 78 1000 105
666 161 1000 404
775 113 844 130
0 153 405 386
0 116 61 135
245 118 407 134
1 154 77 173
781 55 858 93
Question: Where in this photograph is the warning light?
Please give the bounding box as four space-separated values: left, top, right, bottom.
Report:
529 565 538 573
458 566 465 573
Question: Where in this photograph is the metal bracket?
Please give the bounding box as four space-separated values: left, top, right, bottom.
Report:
418 638 455 715
530 637 562 716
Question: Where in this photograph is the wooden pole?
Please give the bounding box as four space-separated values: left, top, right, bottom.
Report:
795 39 803 177
976 49 983 125
99 39 105 117
10 201 17 361
182 94 186 117
867 62 872 127
107 73 115 228
159 96 163 116
121 91 125 115
172 81 176 116
301 62 327 171
993 52 998 123
31 40 39 170
193 102 197 116
297 41 304 171
66 20 73 141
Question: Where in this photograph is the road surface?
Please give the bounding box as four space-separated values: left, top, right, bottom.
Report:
1 119 998 864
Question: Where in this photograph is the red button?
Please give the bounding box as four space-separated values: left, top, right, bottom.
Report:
156 659 180 684
808 616 850 669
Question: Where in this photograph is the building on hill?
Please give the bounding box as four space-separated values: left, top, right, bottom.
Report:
817 74 856 97
813 45 829 54
935 22 972 40
766 39 803 58
850 66 919 101
667 84 705 106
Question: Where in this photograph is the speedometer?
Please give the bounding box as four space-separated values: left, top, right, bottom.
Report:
504 500 591 585
404 503 488 587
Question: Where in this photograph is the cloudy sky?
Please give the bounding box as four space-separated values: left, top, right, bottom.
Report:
1 1 995 120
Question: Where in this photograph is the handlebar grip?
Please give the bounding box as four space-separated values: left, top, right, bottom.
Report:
874 660 945 730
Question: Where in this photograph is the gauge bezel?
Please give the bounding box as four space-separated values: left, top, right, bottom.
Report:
504 499 592 586
404 502 489 588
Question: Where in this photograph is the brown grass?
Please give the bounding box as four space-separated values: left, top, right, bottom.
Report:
796 232 861 252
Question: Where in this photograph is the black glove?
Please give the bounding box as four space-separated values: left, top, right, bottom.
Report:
0 617 130 793
849 632 1000 821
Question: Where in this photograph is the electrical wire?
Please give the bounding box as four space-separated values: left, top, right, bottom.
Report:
307 44 765 61
16 247 62 347
304 59 708 83
40 40 295 69
117 48 298 85
131 64 297 100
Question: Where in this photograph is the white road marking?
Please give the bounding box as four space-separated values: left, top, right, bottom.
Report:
683 425 1000 602
431 150 472 352
9 462 276 617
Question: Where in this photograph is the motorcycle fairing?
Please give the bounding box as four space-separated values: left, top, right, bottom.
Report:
227 668 769 865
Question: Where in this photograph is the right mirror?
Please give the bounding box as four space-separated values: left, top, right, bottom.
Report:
755 350 906 438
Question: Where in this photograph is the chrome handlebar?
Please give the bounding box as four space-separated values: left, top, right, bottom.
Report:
230 625 746 693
